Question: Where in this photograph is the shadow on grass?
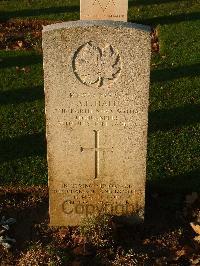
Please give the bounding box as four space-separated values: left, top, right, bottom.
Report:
130 12 200 26
0 5 79 21
0 86 44 105
0 133 46 162
142 170 200 235
149 104 200 132
149 63 200 131
129 0 184 6
0 53 42 69
151 63 200 82
147 169 200 194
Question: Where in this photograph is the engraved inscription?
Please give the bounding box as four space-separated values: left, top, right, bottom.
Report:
92 0 116 12
73 41 121 87
80 130 114 178
60 98 139 128
51 183 144 216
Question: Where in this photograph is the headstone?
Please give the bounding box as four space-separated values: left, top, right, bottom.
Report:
43 21 151 226
81 0 128 21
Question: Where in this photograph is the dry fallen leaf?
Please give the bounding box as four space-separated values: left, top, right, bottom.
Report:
174 245 193 260
190 222 200 235
190 257 200 265
21 66 30 73
71 234 86 245
58 228 70 240
17 40 23 48
194 235 200 243
176 248 186 258
152 42 159 52
12 43 21 50
143 238 150 245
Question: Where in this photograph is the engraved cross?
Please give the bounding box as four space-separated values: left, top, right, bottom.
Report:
81 130 113 179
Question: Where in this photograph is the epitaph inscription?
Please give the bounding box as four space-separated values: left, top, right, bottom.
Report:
43 21 151 226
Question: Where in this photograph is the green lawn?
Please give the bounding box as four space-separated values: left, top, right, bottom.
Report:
0 0 200 192
0 51 46 184
0 0 79 21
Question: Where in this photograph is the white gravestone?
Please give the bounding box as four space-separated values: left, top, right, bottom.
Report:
81 0 128 21
43 21 151 226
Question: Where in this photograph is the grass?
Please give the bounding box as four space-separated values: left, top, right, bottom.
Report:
148 17 200 192
0 0 79 21
0 0 200 193
0 51 47 184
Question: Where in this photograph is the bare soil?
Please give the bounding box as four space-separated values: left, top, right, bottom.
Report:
0 186 200 265
0 19 159 53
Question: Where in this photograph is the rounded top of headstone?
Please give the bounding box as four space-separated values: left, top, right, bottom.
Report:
42 20 151 33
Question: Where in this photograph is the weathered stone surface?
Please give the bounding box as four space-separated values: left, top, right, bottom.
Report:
80 0 128 21
42 21 151 226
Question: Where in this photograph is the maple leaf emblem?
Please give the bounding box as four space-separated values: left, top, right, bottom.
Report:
73 41 121 87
